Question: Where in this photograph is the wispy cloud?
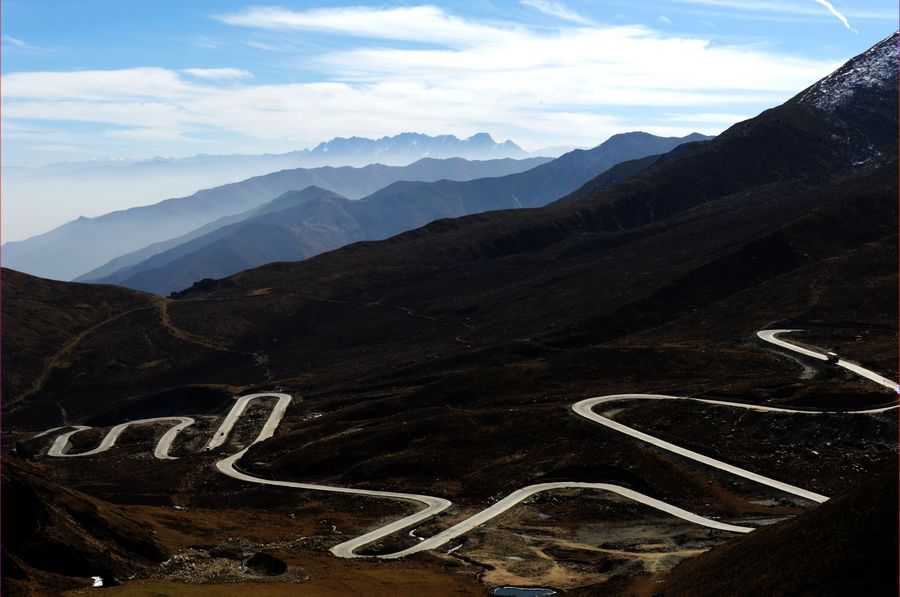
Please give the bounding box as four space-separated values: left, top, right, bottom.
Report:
3 34 30 47
243 39 283 51
671 0 893 20
2 34 49 53
181 68 253 80
812 0 856 32
189 35 224 50
216 5 519 47
520 0 594 25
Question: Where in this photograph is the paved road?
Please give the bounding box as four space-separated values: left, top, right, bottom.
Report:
758 329 900 394
376 481 752 559
205 392 292 450
572 395 829 503
218 446 454 559
208 393 453 558
214 395 752 558
45 417 195 459
37 329 898 558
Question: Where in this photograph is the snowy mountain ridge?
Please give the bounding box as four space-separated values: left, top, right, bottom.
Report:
796 31 898 112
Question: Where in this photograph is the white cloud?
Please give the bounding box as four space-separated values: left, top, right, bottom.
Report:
216 5 520 47
812 0 856 32
181 68 253 80
2 8 842 159
520 0 595 25
2 67 199 101
313 26 832 97
658 15 673 25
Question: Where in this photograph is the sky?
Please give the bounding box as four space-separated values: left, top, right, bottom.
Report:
1 0 897 167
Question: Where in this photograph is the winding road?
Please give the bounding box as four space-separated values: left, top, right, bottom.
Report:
758 329 899 392
35 330 898 559
205 392 292 451
45 417 195 460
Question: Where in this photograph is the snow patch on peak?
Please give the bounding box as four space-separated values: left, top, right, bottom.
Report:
797 31 898 112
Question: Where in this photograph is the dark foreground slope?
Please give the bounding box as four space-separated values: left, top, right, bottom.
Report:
659 465 898 597
1 457 166 596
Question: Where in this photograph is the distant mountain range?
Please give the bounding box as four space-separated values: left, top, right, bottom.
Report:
3 132 559 244
302 132 535 166
3 156 550 281
27 132 538 173
83 132 711 295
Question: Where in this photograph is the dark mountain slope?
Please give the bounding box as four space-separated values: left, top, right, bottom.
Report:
659 465 898 597
90 132 710 295
76 186 355 284
1 457 165 596
360 132 711 213
84 186 348 287
3 156 550 282
5 151 895 429
0 268 157 425
119 215 362 298
5 156 894 502
4 34 896 430
553 153 665 204
173 158 895 381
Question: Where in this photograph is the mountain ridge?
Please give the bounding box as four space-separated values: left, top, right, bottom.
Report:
4 156 550 282
87 131 710 295
3 131 547 247
306 131 530 165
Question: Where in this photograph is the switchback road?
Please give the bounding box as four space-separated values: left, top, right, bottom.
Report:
36 330 898 558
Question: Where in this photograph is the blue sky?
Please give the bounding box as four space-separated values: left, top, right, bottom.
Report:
2 0 897 166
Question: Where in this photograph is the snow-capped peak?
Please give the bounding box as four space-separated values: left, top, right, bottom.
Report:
796 31 898 112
